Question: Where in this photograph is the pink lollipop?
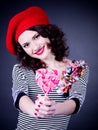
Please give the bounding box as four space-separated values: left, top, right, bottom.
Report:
35 68 60 95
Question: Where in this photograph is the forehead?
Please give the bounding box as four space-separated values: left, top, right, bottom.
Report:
18 30 37 43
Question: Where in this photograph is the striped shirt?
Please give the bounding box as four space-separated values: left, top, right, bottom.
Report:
12 63 89 130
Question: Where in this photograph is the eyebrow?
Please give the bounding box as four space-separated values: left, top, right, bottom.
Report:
22 42 29 47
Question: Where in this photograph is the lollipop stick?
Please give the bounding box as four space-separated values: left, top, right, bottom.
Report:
45 87 50 96
45 93 47 96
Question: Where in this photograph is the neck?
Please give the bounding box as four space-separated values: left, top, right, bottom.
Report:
44 56 67 71
43 54 56 68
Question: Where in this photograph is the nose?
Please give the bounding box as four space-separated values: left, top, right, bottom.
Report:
31 42 40 54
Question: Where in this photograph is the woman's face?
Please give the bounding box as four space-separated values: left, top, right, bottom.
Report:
18 30 51 61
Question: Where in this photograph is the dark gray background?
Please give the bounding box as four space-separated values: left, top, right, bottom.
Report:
0 0 97 130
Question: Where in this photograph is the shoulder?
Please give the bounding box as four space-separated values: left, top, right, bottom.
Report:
12 64 25 78
65 58 89 68
12 64 32 71
65 58 89 80
12 64 35 76
12 64 32 74
12 64 25 72
72 59 89 73
72 60 89 83
13 63 22 69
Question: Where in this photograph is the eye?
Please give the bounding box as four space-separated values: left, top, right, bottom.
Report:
23 42 30 48
33 33 40 40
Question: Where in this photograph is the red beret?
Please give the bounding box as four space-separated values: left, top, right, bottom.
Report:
6 6 50 55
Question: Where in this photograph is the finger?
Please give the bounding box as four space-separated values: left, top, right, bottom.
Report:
42 99 54 106
41 102 56 115
36 105 55 118
37 109 48 118
37 108 55 118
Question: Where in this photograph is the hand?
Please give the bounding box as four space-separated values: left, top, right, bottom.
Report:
34 95 56 118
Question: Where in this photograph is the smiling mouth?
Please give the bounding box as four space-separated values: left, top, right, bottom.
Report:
35 46 45 55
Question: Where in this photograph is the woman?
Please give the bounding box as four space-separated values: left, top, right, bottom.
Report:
6 6 89 130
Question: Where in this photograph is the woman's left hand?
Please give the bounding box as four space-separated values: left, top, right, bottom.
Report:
34 95 56 118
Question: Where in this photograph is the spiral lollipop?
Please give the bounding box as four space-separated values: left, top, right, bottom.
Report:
35 68 60 96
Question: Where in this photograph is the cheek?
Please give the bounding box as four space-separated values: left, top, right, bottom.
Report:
23 48 31 55
46 42 51 49
41 38 50 44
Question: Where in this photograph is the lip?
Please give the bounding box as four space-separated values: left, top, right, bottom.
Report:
35 46 45 55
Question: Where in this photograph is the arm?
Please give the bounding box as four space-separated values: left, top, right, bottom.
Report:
12 64 36 117
56 66 89 116
19 95 35 117
54 99 76 115
55 66 89 116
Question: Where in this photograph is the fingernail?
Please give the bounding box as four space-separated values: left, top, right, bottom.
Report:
35 108 39 112
34 113 37 115
38 104 40 107
39 102 43 104
35 96 39 100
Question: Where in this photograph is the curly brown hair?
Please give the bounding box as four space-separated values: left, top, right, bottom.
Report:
14 24 69 72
